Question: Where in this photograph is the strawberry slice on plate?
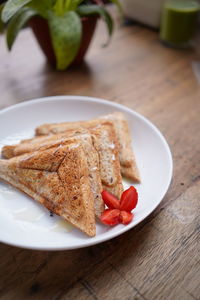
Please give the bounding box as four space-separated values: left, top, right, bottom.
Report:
100 209 120 226
119 211 133 225
101 190 120 209
120 186 138 212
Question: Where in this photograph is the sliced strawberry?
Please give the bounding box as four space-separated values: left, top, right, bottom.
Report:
119 211 133 225
101 190 120 209
120 186 138 212
100 209 120 226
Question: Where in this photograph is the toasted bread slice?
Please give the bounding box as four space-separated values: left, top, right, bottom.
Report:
1 128 88 158
99 112 140 182
2 132 104 218
1 129 87 159
0 143 96 237
90 123 123 199
35 112 140 182
2 123 123 199
77 134 104 217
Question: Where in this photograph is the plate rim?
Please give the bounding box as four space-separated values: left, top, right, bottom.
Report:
0 95 173 250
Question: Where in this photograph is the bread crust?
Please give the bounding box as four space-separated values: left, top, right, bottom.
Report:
0 143 97 237
90 123 123 198
6 133 104 218
34 112 140 182
2 123 124 198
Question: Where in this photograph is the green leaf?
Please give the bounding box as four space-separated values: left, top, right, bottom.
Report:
68 0 84 11
28 0 56 18
6 7 37 50
2 0 32 22
64 0 72 12
77 5 113 44
0 4 5 33
48 10 81 70
53 0 84 15
53 0 66 16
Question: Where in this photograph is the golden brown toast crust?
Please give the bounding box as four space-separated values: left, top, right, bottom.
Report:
100 112 140 182
90 123 123 199
2 123 124 198
0 143 96 237
34 112 140 182
1 133 104 218
1 130 88 159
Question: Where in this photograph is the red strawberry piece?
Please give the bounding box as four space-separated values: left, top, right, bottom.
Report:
101 190 120 209
119 211 133 225
100 209 120 226
120 186 138 212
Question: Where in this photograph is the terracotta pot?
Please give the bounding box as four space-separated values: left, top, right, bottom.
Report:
29 15 98 68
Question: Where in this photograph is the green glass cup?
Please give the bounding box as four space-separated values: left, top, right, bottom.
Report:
160 0 200 48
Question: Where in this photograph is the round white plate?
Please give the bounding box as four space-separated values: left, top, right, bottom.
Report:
0 96 173 250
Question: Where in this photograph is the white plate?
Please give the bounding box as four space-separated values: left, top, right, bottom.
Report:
0 96 173 250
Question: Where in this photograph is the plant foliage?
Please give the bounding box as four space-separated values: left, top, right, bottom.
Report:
1 0 121 69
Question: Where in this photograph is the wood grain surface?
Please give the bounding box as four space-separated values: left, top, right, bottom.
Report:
0 9 200 300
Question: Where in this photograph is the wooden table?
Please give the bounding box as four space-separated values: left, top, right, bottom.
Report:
0 12 200 300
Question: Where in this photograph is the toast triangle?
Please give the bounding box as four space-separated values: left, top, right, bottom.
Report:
0 143 96 237
34 112 140 182
2 123 123 198
1 133 104 218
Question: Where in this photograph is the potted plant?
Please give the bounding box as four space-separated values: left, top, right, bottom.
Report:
1 0 121 70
